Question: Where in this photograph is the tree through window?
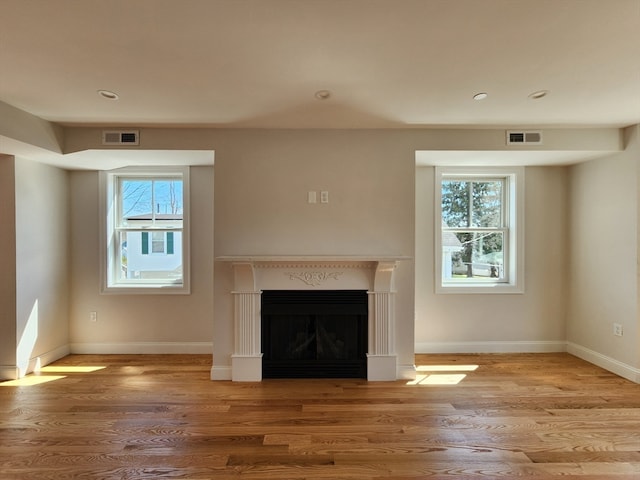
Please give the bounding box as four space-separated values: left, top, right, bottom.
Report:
442 178 505 280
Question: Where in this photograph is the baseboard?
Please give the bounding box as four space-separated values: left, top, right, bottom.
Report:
396 363 417 380
211 365 232 380
0 365 19 381
69 342 213 355
2 344 71 380
31 344 71 373
415 340 567 354
567 342 640 384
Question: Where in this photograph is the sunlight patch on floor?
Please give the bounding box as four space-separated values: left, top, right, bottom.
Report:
407 373 467 385
407 364 479 385
1 364 107 387
1 375 66 387
39 366 106 373
416 364 479 372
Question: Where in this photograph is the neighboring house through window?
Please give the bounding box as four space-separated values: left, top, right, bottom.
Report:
435 166 524 294
100 167 190 293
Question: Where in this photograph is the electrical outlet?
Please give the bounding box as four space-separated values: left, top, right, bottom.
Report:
320 191 329 203
89 311 97 322
613 323 623 336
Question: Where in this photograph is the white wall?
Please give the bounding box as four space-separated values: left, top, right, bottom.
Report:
14 158 70 376
68 166 214 353
567 125 639 381
415 165 569 352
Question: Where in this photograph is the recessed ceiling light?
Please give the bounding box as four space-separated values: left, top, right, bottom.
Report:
98 89 119 100
314 90 331 100
528 90 549 100
473 92 488 100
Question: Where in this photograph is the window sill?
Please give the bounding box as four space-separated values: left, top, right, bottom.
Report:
436 283 524 295
101 284 190 295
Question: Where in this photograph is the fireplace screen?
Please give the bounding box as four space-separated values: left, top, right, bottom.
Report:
261 290 368 378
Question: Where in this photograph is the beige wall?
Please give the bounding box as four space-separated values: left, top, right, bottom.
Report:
0 155 17 379
0 156 69 380
14 158 70 375
68 166 214 352
415 166 569 352
567 125 639 380
212 130 416 372
3 119 640 382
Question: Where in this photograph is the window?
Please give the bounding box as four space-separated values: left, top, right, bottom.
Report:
100 167 190 294
435 167 523 293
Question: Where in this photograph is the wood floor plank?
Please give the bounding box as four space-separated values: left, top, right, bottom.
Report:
1 352 640 479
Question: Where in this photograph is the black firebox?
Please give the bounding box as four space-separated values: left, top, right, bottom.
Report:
261 290 368 379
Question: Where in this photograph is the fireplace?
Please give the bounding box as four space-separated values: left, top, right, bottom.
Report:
261 290 368 378
214 255 408 381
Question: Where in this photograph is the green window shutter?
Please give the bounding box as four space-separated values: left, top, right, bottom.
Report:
141 232 149 255
167 232 174 254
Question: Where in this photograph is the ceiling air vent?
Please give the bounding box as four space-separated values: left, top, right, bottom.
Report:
102 130 139 146
506 130 542 145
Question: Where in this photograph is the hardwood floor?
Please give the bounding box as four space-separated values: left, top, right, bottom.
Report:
1 353 639 479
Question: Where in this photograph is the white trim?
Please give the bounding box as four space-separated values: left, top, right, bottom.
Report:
211 365 232 380
435 166 524 294
69 342 212 354
31 344 70 373
567 342 640 384
396 363 417 380
0 365 19 381
415 340 567 354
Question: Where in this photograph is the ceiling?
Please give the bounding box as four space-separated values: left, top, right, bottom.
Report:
1 0 639 168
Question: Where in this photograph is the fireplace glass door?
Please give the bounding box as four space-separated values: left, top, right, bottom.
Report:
261 290 368 378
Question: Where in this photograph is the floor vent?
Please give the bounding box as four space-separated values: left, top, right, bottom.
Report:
506 130 542 145
102 130 139 145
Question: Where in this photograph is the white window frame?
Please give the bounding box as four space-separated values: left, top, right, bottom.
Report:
99 166 190 294
435 166 524 294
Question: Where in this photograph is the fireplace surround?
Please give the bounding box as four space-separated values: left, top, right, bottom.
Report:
215 256 408 381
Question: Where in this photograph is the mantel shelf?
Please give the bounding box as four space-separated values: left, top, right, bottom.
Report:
216 255 411 263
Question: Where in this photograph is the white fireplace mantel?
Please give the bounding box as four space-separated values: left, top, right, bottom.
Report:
215 255 410 381
216 255 410 263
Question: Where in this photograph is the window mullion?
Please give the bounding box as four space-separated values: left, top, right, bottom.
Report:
151 179 156 224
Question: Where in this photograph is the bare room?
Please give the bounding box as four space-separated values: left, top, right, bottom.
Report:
1 1 639 478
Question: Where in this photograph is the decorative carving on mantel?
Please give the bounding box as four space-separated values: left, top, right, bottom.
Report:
255 262 371 269
287 271 343 286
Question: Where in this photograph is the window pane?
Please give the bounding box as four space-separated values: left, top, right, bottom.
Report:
153 180 183 216
119 178 183 228
471 181 502 228
120 179 152 224
441 180 470 227
151 231 165 253
118 230 183 282
444 231 504 281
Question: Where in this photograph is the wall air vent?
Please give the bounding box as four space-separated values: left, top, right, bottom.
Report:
102 130 139 146
506 130 542 145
